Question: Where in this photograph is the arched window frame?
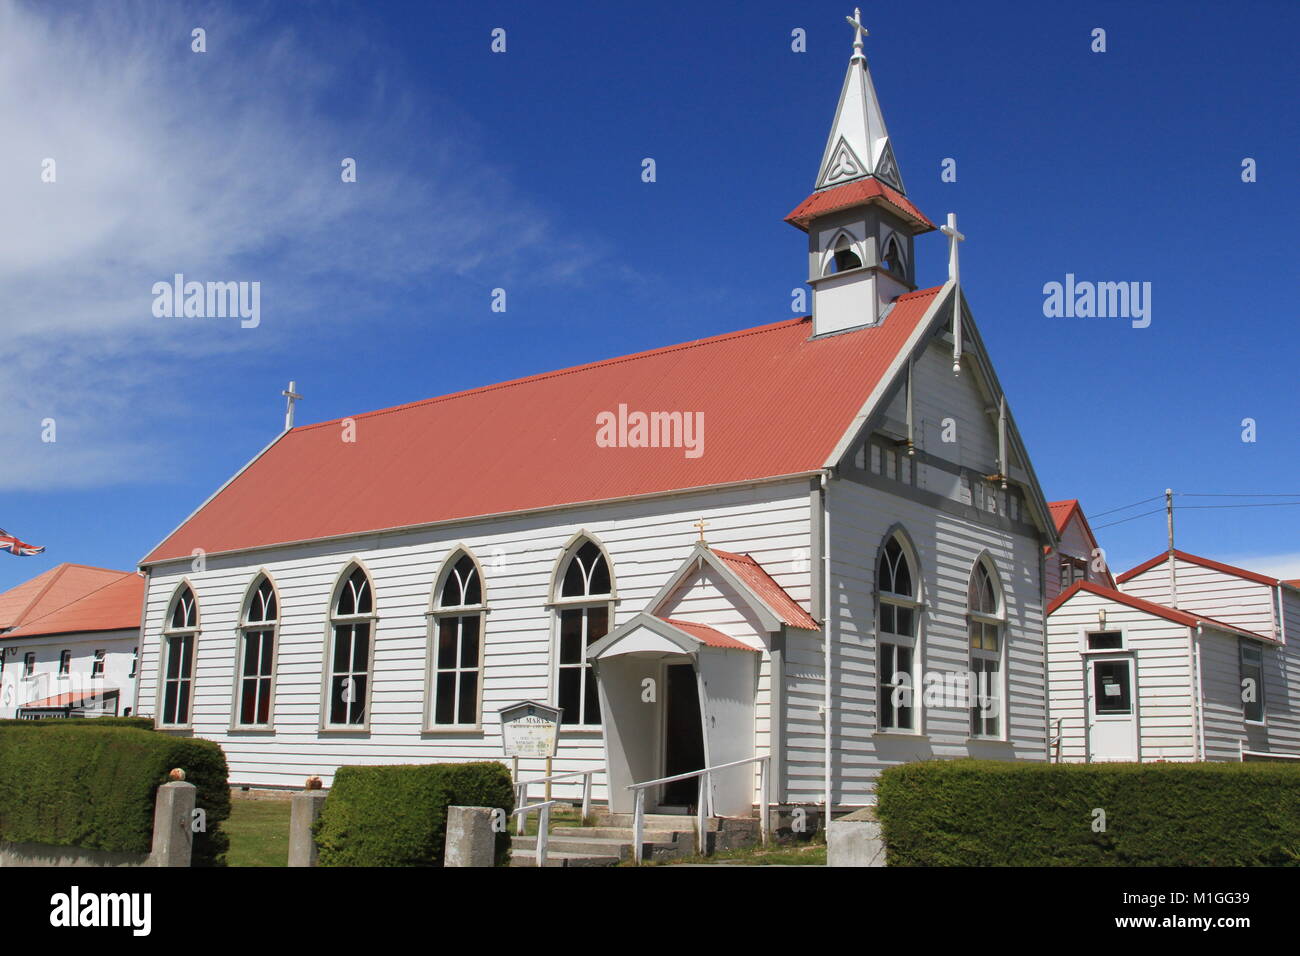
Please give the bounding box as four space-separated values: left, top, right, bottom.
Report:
876 529 922 734
968 555 1006 739
424 548 488 731
158 581 200 728
821 229 864 277
321 562 377 731
231 573 280 731
881 232 906 277
550 533 616 728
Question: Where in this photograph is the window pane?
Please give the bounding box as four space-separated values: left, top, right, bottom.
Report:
587 552 611 596
461 559 482 606
256 678 271 724
243 633 261 677
584 667 601 724
333 626 351 672
561 554 587 597
438 618 458 669
558 668 581 724
559 609 583 664
176 681 190 725
179 635 193 676
435 672 456 724
458 671 478 724
347 675 366 723
880 603 895 635
896 606 914 637
163 682 179 724
350 623 370 672
1093 661 1131 714
587 605 609 642
330 677 349 724
241 679 258 724
460 616 480 668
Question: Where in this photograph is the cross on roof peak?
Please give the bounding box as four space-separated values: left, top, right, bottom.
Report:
845 7 868 60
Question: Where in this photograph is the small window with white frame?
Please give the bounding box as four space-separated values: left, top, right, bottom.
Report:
23 652 35 678
59 649 72 676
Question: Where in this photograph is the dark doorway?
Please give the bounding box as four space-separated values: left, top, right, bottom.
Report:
662 663 705 807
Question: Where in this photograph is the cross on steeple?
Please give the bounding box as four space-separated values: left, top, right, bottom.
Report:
845 7 868 60
282 380 303 431
939 213 966 374
693 517 709 544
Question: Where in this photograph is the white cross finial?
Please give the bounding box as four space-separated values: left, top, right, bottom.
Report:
938 213 966 374
282 380 303 431
939 212 965 284
846 8 868 60
693 517 710 544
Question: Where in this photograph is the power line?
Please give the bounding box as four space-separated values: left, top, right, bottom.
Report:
1090 495 1164 519
1178 501 1300 510
1092 507 1165 531
1179 493 1300 498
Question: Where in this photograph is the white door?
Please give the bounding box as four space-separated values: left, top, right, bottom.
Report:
1087 656 1138 761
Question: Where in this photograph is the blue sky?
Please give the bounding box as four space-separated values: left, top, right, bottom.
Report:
2 0 1297 591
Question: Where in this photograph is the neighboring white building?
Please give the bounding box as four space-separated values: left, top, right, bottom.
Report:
1047 549 1300 763
133 20 1060 814
0 564 143 720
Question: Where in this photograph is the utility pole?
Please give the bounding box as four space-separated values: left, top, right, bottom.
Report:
1166 488 1178 608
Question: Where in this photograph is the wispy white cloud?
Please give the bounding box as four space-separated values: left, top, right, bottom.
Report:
0 0 603 490
1223 552 1300 582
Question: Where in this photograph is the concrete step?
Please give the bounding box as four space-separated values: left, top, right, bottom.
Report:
511 834 636 859
551 826 691 842
598 812 699 827
509 848 621 868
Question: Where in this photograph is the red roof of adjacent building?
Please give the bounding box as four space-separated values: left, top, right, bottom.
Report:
784 178 937 233
143 289 945 564
0 564 131 633
4 572 144 639
22 688 120 710
1117 549 1285 588
659 618 756 652
1047 581 1272 641
713 549 819 629
1047 500 1080 534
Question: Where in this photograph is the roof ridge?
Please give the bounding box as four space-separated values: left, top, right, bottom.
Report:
292 291 943 434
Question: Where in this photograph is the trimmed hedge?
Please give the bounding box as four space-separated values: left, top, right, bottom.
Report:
0 724 230 866
876 759 1300 866
0 716 156 731
315 761 514 867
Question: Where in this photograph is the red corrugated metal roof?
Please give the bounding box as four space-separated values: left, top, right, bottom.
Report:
143 289 944 564
1117 550 1283 587
712 549 819 629
1047 581 1272 641
659 618 756 651
0 564 129 632
1047 500 1079 534
785 178 937 233
4 572 143 639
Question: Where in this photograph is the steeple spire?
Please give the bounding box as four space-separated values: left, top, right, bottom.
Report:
814 7 904 194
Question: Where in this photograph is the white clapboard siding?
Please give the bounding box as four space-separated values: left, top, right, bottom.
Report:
1121 558 1277 638
821 477 1047 804
1046 590 1197 762
137 480 811 794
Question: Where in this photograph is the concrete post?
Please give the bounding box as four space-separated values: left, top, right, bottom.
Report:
826 806 886 867
150 781 197 867
288 790 329 867
444 806 496 867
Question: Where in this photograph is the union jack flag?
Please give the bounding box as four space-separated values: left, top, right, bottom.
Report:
0 529 44 556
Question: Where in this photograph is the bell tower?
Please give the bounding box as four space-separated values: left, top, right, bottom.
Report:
785 9 936 337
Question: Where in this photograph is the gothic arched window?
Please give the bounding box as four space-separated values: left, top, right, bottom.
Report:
160 583 199 727
968 557 1005 738
236 575 278 727
877 533 920 732
326 564 375 728
427 550 487 728
554 537 614 726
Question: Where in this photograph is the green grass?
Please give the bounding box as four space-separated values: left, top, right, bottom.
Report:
224 796 292 867
633 838 827 866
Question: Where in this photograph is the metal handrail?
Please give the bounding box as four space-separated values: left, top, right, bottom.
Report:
510 799 563 867
513 766 604 833
626 754 771 863
1050 717 1063 763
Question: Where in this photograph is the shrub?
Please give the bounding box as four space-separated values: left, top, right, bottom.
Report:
876 759 1300 866
0 724 230 866
0 716 156 731
315 761 514 867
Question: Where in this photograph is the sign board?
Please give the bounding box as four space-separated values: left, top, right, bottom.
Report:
499 700 562 759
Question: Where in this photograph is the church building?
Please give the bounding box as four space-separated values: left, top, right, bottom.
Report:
134 14 1059 815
